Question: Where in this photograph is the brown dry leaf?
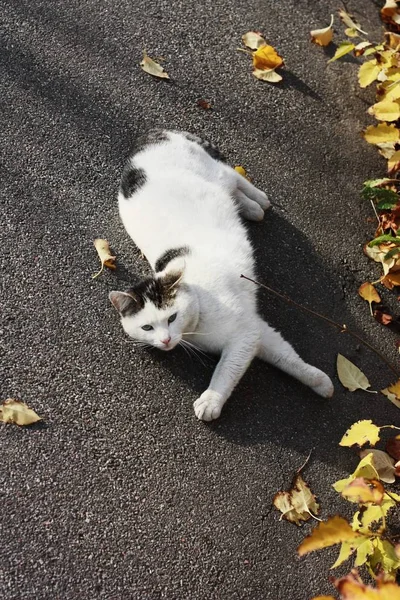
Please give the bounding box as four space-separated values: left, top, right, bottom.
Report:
273 474 320 526
0 398 42 426
242 31 266 50
381 271 400 289
358 283 381 315
388 150 400 174
334 572 400 600
385 31 400 50
386 435 400 461
310 15 334 47
341 477 384 505
253 68 282 83
297 516 363 557
197 99 212 110
360 449 396 484
93 238 116 279
381 0 400 31
252 44 284 70
140 51 170 79
373 308 393 326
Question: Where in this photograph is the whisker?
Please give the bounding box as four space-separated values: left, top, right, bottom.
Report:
182 339 210 359
182 331 212 336
180 340 209 367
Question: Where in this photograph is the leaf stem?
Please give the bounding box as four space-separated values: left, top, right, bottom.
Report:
296 449 313 474
240 274 400 376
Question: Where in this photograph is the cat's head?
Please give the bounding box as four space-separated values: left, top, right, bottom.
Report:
109 267 191 351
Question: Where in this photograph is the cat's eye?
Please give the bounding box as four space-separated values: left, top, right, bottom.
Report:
142 324 153 331
168 313 177 324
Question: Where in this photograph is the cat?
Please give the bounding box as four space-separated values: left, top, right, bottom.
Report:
109 130 334 421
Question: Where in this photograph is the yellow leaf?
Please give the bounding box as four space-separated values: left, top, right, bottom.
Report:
381 379 400 409
253 68 282 83
377 142 397 159
363 123 400 145
338 8 367 35
388 150 400 174
336 355 373 393
368 100 400 121
252 44 284 70
345 27 359 38
341 477 384 505
335 572 400 599
364 243 396 275
273 474 320 526
334 454 379 493
369 538 400 581
359 61 382 88
340 420 381 448
0 398 42 426
354 539 375 567
358 282 381 315
297 516 364 557
242 31 266 50
359 449 396 483
328 42 355 63
354 41 373 57
332 537 370 568
234 165 250 180
310 15 334 47
93 238 116 279
140 51 170 79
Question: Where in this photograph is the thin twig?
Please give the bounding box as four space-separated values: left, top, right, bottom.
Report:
296 449 313 474
240 274 400 376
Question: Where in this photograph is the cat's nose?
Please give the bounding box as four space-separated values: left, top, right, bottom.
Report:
161 336 171 346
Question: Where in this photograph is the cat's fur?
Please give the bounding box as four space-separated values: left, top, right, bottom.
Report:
110 130 334 421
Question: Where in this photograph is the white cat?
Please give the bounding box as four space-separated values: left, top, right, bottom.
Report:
110 130 334 421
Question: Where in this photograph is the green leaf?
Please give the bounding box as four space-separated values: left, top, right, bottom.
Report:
354 538 374 567
362 187 399 204
376 199 399 210
332 538 370 568
384 247 400 259
368 234 400 247
363 178 394 188
328 42 356 63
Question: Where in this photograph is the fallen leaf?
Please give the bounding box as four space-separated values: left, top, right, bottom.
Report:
363 123 400 145
252 44 284 70
253 68 282 82
382 381 400 408
369 537 400 581
140 51 170 79
388 150 400 174
297 516 363 557
381 271 400 289
354 41 374 57
386 435 400 460
332 538 373 569
377 142 397 159
328 42 355 63
338 9 367 36
353 497 398 533
310 15 334 47
334 571 400 599
385 31 400 50
93 238 116 279
333 454 379 493
339 420 381 448
358 283 381 315
341 477 384 505
197 99 212 110
273 474 320 526
381 0 400 31
359 61 382 88
368 99 400 121
336 354 374 393
364 243 395 275
0 398 42 426
234 165 250 180
310 597 335 600
360 449 396 483
242 31 266 50
373 309 393 326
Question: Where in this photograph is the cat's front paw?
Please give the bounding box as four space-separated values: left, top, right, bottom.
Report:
310 369 334 398
193 390 224 421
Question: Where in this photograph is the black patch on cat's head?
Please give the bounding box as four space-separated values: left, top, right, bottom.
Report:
120 162 147 199
130 129 169 155
155 246 190 273
110 270 183 316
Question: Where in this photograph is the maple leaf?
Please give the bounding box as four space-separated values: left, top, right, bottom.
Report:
359 449 396 483
358 283 381 315
297 516 364 557
252 44 284 70
336 355 375 393
339 421 381 448
310 15 334 47
273 474 320 526
93 238 116 279
0 398 42 426
140 51 170 79
341 477 384 505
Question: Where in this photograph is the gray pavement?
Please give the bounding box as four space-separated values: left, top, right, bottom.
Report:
1 1 399 598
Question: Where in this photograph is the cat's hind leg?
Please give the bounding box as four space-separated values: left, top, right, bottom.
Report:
233 189 265 221
257 320 334 398
235 171 271 211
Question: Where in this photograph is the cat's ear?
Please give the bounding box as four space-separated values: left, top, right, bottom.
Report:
109 291 141 315
161 260 185 291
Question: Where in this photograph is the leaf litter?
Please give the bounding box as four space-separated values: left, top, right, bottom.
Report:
0 398 42 426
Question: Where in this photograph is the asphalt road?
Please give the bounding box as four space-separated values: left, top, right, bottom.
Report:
1 1 399 599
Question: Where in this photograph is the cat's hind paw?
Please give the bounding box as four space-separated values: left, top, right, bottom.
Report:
310 370 334 398
193 390 224 421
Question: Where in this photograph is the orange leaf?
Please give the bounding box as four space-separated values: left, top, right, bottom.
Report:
252 44 284 70
358 282 381 315
381 271 400 289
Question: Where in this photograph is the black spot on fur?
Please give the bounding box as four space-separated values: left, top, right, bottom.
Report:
155 246 190 273
124 275 179 313
120 162 147 198
130 129 169 155
181 131 226 162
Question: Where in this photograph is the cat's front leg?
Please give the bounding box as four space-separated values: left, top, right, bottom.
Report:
193 334 259 421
